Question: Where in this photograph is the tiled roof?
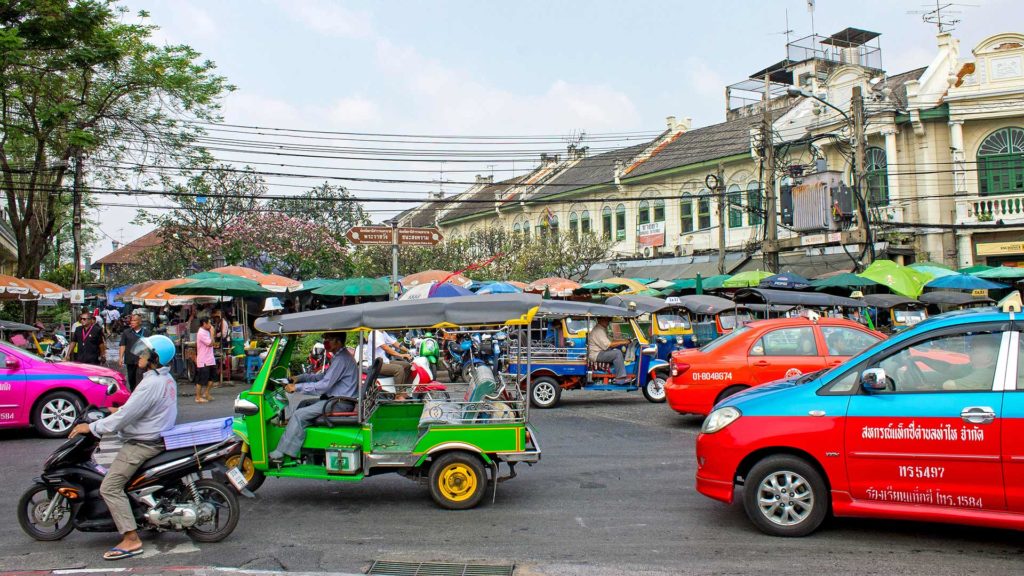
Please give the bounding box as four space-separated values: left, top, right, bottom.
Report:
876 67 927 106
531 142 652 200
93 229 164 265
438 175 530 224
618 116 759 180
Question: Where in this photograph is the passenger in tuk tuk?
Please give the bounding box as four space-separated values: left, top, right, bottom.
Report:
588 317 630 384
361 330 413 398
270 332 358 463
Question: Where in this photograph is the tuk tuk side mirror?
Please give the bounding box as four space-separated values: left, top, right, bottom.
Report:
861 368 887 391
641 345 657 356
234 397 260 416
4 357 19 370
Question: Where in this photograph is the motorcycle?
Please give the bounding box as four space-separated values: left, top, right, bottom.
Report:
45 333 67 361
305 341 331 374
443 336 475 382
18 400 245 543
474 330 507 372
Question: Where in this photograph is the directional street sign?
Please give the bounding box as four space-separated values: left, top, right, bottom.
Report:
396 227 443 246
345 226 444 246
345 226 393 245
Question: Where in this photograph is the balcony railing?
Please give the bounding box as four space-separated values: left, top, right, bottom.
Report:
957 193 1024 224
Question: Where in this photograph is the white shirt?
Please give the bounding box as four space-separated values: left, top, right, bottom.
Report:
355 330 397 365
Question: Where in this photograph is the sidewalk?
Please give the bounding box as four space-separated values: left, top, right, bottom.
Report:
4 568 363 576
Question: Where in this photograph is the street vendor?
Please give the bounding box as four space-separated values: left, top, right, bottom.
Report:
587 317 630 384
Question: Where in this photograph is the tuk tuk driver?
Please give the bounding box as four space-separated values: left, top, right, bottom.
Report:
587 317 630 384
270 332 358 464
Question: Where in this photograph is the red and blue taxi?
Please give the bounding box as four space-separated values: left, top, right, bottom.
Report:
666 316 884 416
695 292 1024 536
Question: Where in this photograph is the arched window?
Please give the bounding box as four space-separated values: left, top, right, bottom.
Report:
512 222 521 236
615 204 627 241
978 127 1024 195
697 189 711 230
569 211 579 238
580 210 591 234
653 198 665 222
601 206 612 240
865 147 889 206
638 199 651 226
548 214 559 236
727 184 743 228
522 218 531 241
747 181 762 225
680 193 694 233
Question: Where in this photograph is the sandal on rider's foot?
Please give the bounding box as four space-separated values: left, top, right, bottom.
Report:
194 397 208 403
104 546 143 561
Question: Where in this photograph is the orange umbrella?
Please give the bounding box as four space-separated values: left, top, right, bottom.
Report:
525 277 581 297
506 280 528 290
210 266 301 292
20 278 69 299
400 270 472 288
119 280 161 303
0 274 39 300
133 278 198 307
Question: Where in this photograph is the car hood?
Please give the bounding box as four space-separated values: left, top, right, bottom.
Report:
724 372 818 406
43 360 122 379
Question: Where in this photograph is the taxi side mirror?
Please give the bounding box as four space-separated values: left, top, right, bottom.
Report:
861 368 887 391
106 382 118 396
4 357 20 370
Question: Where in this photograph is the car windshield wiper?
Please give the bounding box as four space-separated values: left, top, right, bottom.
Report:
796 369 827 384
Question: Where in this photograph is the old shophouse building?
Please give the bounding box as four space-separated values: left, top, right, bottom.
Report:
400 28 1024 278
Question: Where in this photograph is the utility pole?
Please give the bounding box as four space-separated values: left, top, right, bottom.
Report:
71 150 84 319
716 163 727 274
851 85 874 265
762 74 779 273
389 218 399 300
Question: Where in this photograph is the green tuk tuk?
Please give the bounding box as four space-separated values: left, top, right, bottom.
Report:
228 294 543 509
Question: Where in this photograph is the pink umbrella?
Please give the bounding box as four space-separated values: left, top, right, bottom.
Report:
524 277 581 297
400 270 472 289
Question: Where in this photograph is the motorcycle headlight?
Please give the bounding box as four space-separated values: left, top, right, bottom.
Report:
701 406 741 434
89 376 119 388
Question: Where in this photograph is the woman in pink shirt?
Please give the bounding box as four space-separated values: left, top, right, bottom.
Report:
195 317 216 403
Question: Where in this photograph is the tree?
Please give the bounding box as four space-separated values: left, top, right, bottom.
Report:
269 182 368 242
0 1 232 280
220 212 349 279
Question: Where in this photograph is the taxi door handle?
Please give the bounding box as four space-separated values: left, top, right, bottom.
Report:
753 360 770 368
961 406 995 425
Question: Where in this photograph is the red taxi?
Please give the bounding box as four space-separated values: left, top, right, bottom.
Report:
694 296 1024 536
666 317 884 416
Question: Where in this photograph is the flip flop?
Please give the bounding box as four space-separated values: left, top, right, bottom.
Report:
103 546 143 561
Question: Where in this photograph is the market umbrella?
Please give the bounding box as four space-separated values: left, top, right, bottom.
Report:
399 270 473 289
958 264 994 275
723 270 773 288
524 277 580 297
505 280 528 290
645 279 675 290
758 272 811 290
576 277 648 294
118 280 161 303
476 281 522 295
858 259 932 298
20 278 68 299
810 273 880 289
699 274 733 291
975 266 1024 280
294 277 345 292
312 277 390 298
210 265 301 292
166 274 271 298
398 281 474 301
924 273 1008 291
909 261 953 271
908 265 957 279
0 274 39 299
133 278 196 306
670 278 697 291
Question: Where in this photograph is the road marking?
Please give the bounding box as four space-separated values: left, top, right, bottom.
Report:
575 517 587 528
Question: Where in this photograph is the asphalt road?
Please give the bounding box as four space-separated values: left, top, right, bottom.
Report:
2 384 1023 575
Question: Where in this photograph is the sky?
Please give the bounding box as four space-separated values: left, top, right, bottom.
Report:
91 0 1023 259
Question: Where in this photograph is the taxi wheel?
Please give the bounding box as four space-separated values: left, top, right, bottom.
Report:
643 370 668 403
716 385 748 405
429 452 487 510
33 391 82 439
224 453 266 492
529 377 561 409
743 455 828 537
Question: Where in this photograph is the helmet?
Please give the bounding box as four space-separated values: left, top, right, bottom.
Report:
460 339 472 352
131 334 175 366
312 342 325 356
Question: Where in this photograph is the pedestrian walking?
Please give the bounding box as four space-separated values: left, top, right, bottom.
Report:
67 311 105 365
118 312 148 392
195 317 216 403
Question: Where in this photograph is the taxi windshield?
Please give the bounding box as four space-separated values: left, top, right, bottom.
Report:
656 313 691 331
719 313 752 331
700 326 751 353
566 318 595 334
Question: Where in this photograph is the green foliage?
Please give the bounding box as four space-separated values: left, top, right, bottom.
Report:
288 332 323 373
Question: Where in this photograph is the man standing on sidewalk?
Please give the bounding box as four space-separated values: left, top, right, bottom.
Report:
67 311 105 365
118 312 148 391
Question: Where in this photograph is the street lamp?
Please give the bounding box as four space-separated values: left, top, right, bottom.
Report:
786 86 852 125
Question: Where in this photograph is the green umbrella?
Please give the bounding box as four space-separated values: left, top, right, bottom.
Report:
700 274 732 291
958 264 994 274
312 277 391 297
294 277 345 292
722 270 773 288
671 278 697 290
577 280 619 292
166 273 272 297
975 266 1024 280
858 259 933 298
187 271 223 280
810 273 880 289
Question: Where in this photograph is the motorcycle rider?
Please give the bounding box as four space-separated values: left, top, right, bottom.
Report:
69 335 177 561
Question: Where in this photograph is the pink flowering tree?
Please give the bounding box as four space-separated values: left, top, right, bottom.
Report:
221 212 350 279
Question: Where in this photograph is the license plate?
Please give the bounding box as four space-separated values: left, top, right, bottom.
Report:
226 467 247 491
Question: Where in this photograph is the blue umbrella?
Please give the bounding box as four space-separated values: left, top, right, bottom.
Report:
924 273 1008 290
758 273 811 290
476 282 522 295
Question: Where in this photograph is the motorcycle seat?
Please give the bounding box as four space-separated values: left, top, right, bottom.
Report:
139 446 204 469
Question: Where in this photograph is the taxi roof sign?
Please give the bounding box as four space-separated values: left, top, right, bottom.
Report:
999 291 1022 313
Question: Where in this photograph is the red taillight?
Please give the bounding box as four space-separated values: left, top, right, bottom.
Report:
525 430 533 445
671 362 690 377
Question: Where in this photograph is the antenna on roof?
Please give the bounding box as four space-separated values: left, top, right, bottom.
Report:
908 1 977 33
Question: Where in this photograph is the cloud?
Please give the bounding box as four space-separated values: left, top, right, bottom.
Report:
328 96 380 127
684 56 725 99
178 1 217 39
279 0 374 38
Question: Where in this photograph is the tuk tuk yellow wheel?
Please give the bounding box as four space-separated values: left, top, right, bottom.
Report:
225 453 266 492
429 452 487 510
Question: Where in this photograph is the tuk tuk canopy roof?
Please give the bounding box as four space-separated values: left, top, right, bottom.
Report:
255 293 542 333
918 291 994 306
860 293 922 309
536 299 640 318
667 294 736 315
734 288 865 308
604 294 671 314
0 319 38 332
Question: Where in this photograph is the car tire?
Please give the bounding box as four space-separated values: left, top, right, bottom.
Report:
32 391 82 439
429 451 487 510
743 455 828 537
529 377 561 409
715 385 748 405
643 369 668 403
